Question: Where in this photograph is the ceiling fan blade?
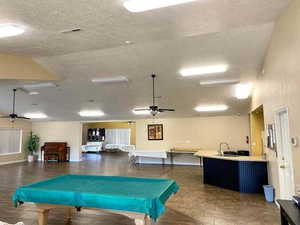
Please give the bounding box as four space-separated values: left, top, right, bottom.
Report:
134 108 150 111
16 116 30 120
158 108 175 112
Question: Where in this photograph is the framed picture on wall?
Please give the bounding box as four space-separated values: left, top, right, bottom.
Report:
148 124 163 141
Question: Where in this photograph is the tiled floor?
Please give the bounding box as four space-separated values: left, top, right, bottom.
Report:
0 152 279 225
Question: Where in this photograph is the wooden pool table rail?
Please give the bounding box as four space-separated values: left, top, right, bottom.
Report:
35 203 154 225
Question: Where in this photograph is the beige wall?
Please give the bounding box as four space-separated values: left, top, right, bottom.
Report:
251 0 300 197
0 119 31 164
136 116 250 151
32 122 82 161
86 122 136 145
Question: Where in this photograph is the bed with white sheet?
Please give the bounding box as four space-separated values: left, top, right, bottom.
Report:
81 142 103 153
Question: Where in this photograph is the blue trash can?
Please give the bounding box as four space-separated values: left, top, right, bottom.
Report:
263 185 274 202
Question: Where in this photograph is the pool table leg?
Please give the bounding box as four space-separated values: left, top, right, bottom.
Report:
66 208 72 221
37 208 49 225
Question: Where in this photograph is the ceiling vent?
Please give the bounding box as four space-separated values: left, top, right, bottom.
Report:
61 28 81 34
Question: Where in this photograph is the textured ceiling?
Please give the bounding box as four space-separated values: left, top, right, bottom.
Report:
0 0 289 56
0 0 291 120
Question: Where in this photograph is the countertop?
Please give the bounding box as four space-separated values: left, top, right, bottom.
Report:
194 150 268 162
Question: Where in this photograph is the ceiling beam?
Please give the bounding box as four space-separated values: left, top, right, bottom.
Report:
0 53 61 81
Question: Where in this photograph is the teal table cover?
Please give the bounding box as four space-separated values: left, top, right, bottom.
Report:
13 174 179 220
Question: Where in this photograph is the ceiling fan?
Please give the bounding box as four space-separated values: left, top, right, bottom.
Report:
135 74 175 116
0 89 30 122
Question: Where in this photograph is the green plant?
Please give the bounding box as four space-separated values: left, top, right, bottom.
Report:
26 131 40 155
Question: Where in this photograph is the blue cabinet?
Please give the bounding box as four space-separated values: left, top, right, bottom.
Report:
203 157 268 193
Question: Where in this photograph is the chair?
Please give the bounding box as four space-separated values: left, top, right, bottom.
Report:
41 142 70 162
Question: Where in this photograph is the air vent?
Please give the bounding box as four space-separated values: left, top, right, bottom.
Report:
61 28 81 34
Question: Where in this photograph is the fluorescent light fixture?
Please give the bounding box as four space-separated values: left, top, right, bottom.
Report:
132 109 151 115
123 0 195 12
200 79 240 86
195 105 229 112
0 24 25 38
23 82 57 90
180 64 228 77
78 110 104 117
24 112 47 119
91 76 128 84
235 83 253 99
28 91 39 95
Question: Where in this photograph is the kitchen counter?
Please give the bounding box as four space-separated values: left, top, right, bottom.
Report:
194 150 267 162
195 150 268 193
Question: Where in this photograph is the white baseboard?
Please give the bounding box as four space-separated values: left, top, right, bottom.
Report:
0 159 26 166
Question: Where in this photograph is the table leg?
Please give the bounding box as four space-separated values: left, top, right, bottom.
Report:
170 152 174 166
66 207 72 221
135 219 145 225
37 208 49 225
135 215 154 225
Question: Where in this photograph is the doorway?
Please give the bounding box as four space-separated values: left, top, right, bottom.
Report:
250 105 265 156
275 108 295 199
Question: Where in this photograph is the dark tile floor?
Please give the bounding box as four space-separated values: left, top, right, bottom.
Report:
0 152 279 225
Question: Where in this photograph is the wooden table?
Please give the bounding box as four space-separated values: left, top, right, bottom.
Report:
277 200 300 225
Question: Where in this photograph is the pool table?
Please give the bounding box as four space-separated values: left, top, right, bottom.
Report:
13 174 179 225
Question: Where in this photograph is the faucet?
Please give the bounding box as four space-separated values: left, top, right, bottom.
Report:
219 142 230 155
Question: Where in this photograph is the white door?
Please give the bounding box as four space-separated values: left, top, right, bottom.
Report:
276 108 295 199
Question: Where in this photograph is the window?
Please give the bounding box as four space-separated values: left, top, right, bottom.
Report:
0 128 22 155
105 128 131 145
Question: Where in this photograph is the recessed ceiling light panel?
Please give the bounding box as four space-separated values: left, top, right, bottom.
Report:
235 83 253 99
23 82 57 90
24 112 47 119
28 91 40 95
78 110 104 117
195 105 229 112
0 24 25 38
124 0 196 12
91 76 128 84
200 79 240 86
180 64 228 77
132 109 151 115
